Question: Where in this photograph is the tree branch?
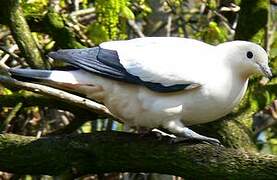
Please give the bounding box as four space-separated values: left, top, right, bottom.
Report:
0 102 22 132
0 92 93 117
0 76 114 119
0 132 276 179
0 92 97 135
127 20 145 38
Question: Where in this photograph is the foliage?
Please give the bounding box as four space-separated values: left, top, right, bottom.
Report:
87 0 134 44
21 0 48 16
199 21 228 44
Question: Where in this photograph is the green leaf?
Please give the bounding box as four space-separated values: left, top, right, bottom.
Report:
3 88 13 95
121 6 135 20
86 23 110 45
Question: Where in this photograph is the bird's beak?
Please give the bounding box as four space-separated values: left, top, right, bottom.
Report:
257 63 272 79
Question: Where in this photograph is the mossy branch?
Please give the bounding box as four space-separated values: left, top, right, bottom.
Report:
0 0 45 68
0 132 277 179
44 10 85 49
0 4 85 50
24 9 86 49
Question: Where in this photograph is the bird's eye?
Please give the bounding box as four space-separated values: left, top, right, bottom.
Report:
246 51 253 59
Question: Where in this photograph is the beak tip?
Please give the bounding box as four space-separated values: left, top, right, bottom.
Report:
261 65 273 79
265 71 273 79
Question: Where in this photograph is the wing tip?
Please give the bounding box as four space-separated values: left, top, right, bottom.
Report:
47 51 62 60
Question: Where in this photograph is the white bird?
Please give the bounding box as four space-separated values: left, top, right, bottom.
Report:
9 37 272 144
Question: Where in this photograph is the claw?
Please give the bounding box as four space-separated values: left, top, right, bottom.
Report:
172 136 222 146
202 137 222 146
151 128 223 146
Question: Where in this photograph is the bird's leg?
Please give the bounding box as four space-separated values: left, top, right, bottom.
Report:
163 120 221 145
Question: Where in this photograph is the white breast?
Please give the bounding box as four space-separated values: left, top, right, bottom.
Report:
72 70 249 128
102 68 249 127
179 79 248 125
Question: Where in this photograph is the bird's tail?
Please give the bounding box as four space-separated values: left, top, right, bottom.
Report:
8 68 79 90
9 68 86 95
9 68 53 83
9 68 106 101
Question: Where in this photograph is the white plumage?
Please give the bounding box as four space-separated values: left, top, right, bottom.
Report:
9 37 272 144
101 37 209 86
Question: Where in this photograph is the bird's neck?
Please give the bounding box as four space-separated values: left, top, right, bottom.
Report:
216 44 255 81
231 63 253 82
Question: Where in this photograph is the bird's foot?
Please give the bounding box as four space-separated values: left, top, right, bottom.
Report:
162 120 223 146
177 127 222 146
151 128 222 146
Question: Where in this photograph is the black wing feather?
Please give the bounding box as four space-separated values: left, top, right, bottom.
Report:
48 47 191 92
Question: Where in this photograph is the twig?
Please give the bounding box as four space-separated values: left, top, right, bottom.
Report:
148 22 167 36
64 17 94 47
0 102 23 132
72 0 79 11
213 11 235 35
166 0 188 37
0 45 27 67
78 14 96 25
0 45 19 60
70 7 95 17
0 30 10 40
47 114 95 136
268 5 277 48
49 0 61 12
0 76 115 119
166 14 172 37
0 60 9 70
128 20 145 38
264 3 272 52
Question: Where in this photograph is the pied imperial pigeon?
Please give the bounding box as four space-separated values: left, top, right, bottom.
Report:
9 37 272 144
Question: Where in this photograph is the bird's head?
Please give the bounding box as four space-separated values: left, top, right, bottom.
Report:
218 41 272 79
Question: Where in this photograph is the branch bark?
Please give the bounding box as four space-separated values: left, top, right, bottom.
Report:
0 132 276 179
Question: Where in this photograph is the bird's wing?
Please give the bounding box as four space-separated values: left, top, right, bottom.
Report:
48 38 212 92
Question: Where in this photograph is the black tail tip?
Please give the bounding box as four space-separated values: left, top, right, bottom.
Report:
9 68 51 82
